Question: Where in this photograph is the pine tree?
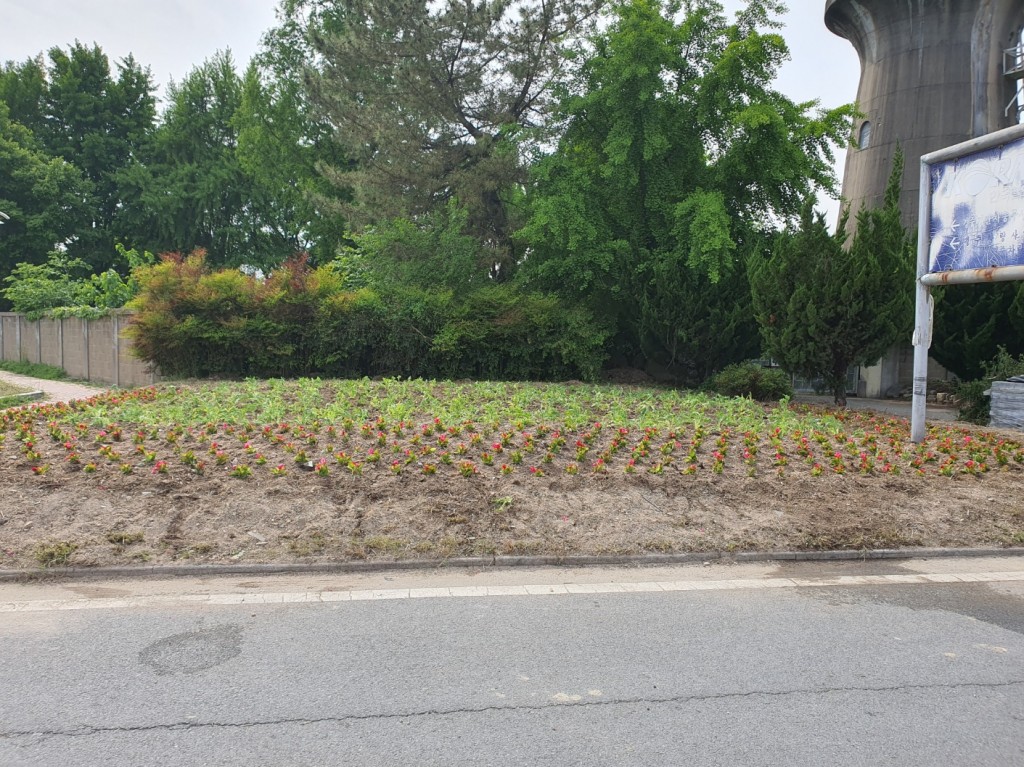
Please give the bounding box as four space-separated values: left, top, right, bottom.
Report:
749 151 915 405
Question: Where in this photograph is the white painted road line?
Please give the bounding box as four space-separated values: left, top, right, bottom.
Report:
1 570 1023 613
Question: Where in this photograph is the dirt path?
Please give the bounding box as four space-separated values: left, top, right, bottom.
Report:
0 371 105 405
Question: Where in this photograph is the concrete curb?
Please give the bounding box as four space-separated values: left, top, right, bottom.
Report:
0 389 44 406
2 546 1022 582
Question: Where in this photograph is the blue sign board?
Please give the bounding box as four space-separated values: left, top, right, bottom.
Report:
928 137 1024 273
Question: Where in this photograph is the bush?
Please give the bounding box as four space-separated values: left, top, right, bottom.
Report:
704 363 793 401
955 347 1024 424
2 245 153 319
126 250 606 381
431 285 607 381
954 380 991 425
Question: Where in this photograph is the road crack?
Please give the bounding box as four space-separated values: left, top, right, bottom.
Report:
5 679 1024 741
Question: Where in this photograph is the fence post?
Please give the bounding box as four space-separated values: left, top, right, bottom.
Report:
83 319 90 382
113 314 120 388
36 319 41 364
15 314 22 362
58 317 64 371
0 315 4 361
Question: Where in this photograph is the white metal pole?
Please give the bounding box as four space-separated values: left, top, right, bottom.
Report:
911 157 932 443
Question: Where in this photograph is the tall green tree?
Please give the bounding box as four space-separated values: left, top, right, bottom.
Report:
303 0 601 279
749 153 914 405
0 102 90 298
234 2 353 264
520 0 852 381
37 44 156 270
0 57 47 137
119 52 281 269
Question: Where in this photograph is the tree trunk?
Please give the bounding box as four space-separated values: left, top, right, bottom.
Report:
833 382 848 408
831 364 848 407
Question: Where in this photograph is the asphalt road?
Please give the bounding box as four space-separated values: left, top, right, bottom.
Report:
1 559 1022 766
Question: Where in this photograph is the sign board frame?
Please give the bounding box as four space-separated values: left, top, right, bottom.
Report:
911 123 1024 442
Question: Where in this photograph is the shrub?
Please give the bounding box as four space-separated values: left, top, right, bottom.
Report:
431 285 607 381
955 347 1024 424
705 363 793 401
3 245 153 319
127 250 605 381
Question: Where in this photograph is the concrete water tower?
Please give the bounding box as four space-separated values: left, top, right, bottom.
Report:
825 0 1024 230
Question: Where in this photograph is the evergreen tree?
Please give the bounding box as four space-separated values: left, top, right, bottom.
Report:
930 282 1024 380
302 0 601 279
749 152 914 405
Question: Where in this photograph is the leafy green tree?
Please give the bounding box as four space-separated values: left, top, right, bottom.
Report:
1 45 156 275
0 102 91 299
520 0 852 381
749 153 914 405
0 57 47 137
37 44 156 270
302 0 601 279
118 52 277 269
235 10 351 265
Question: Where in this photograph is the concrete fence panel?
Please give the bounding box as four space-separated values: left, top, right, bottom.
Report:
86 316 117 384
38 318 62 369
0 315 18 361
60 317 89 380
0 312 159 388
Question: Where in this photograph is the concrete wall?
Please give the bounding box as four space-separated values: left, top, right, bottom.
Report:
0 313 159 388
825 0 1024 230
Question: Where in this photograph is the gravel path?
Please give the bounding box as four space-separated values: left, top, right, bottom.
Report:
0 370 105 405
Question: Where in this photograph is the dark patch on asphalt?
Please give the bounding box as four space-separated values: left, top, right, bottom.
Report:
799 582 1024 636
139 624 243 675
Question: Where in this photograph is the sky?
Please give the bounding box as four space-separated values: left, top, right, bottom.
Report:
0 0 861 219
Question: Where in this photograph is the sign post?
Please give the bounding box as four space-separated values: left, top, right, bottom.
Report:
911 123 1024 442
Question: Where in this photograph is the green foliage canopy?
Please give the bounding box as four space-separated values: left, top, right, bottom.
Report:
519 0 853 382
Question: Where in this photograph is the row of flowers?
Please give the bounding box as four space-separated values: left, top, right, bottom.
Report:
4 408 1022 481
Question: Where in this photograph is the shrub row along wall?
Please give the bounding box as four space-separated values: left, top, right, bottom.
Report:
0 313 157 388
126 253 606 382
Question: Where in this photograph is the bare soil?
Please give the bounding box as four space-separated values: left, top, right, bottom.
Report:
3 444 1022 571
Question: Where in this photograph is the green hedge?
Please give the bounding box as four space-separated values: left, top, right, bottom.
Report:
125 251 606 381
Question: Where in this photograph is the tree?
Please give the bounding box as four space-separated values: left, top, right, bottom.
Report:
0 57 47 137
235 4 353 264
0 102 91 299
519 0 852 381
118 52 275 269
929 282 1024 380
749 152 914 405
38 44 156 271
303 0 601 278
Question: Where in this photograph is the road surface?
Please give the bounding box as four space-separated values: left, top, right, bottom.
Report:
2 558 1022 766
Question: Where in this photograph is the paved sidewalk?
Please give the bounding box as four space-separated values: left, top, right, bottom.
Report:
0 370 105 405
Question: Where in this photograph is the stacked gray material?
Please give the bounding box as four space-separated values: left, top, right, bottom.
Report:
989 381 1024 428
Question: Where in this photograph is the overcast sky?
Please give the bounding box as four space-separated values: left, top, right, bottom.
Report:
0 0 860 218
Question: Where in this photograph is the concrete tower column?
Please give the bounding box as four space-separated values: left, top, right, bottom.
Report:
825 0 1024 230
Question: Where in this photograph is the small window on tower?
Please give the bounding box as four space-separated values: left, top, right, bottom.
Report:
859 121 873 149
